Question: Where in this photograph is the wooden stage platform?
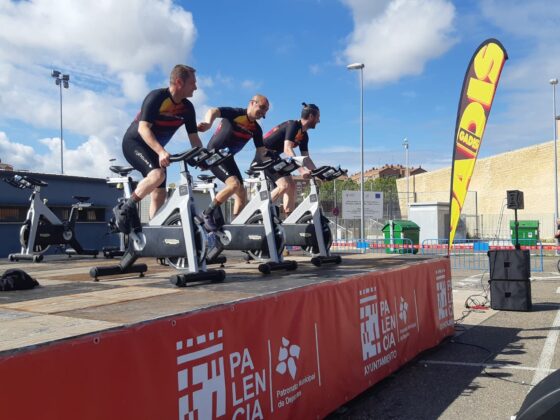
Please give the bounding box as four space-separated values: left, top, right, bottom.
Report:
0 253 453 419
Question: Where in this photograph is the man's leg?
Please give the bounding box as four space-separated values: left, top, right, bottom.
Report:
150 187 167 219
270 176 290 203
202 157 244 230
230 178 247 217
133 168 166 200
131 167 166 216
116 168 165 232
202 175 242 231
119 137 165 232
282 176 296 216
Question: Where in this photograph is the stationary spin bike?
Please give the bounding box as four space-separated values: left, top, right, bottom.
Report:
282 164 347 266
89 147 226 286
207 154 299 274
100 162 226 266
3 174 99 262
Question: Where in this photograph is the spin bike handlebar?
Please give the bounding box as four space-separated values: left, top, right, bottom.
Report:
311 166 348 181
3 174 48 189
250 155 300 176
169 147 206 164
188 147 232 170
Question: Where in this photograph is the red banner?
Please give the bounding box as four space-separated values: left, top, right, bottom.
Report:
0 259 453 419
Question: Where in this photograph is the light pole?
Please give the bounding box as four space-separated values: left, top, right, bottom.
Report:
347 62 365 240
333 179 337 242
551 78 558 236
403 137 409 210
51 70 70 174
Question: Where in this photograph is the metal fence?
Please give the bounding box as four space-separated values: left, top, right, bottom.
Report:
331 238 415 255
324 234 544 273
421 238 544 272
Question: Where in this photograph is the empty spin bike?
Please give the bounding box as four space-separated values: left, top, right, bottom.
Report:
3 174 99 262
282 164 347 266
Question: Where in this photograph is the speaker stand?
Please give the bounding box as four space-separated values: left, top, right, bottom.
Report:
514 208 520 250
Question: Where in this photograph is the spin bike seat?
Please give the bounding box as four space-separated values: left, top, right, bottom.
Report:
109 165 134 176
73 195 90 202
197 174 216 183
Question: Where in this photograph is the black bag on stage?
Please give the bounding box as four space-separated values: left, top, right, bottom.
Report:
0 269 39 291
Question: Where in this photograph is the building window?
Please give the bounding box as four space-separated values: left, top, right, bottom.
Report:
0 206 27 222
52 206 106 222
0 206 106 223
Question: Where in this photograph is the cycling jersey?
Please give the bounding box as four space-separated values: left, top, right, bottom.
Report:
123 88 198 147
264 120 309 153
207 107 264 154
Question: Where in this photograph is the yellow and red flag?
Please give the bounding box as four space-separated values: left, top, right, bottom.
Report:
449 39 508 251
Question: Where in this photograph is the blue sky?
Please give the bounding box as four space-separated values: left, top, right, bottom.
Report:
0 0 559 179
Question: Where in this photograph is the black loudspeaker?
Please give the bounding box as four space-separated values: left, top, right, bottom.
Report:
489 279 532 311
507 190 524 209
488 249 532 311
517 369 560 419
488 249 531 280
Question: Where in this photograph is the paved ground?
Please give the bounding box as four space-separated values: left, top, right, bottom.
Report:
326 257 560 420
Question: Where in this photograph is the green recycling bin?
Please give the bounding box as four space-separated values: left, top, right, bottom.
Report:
382 220 419 254
510 220 539 246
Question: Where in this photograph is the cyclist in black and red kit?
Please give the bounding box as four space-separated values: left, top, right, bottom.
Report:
262 103 320 217
115 64 203 233
197 95 269 230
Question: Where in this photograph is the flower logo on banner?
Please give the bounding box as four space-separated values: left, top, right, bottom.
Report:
399 297 409 324
276 337 300 379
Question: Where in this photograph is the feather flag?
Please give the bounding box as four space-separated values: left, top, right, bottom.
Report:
449 39 508 251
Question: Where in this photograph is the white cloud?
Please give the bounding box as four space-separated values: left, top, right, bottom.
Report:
241 80 263 91
309 64 322 75
0 0 196 75
119 72 150 102
0 132 39 171
0 0 200 177
0 131 120 176
342 0 457 85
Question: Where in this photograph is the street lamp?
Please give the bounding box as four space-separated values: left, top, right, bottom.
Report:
403 138 409 209
51 70 70 174
347 62 365 240
551 78 558 236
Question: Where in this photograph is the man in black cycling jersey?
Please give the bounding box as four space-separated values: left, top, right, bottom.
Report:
262 103 320 218
197 95 269 231
115 64 203 233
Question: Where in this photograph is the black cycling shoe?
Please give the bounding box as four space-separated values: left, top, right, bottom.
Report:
112 201 141 234
113 202 131 234
201 211 218 232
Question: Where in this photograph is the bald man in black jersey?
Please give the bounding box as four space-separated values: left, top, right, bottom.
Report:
262 103 320 217
197 95 269 231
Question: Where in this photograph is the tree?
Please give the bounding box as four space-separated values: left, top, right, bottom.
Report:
316 178 359 212
317 176 397 215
